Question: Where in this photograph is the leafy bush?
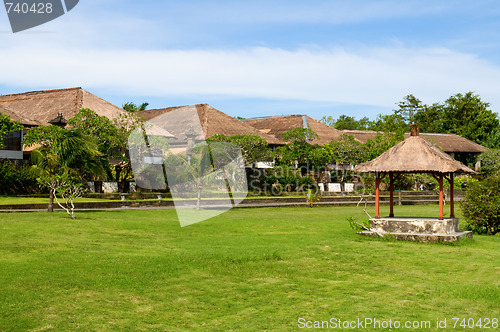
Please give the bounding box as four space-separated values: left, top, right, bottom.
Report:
452 176 478 190
460 175 500 235
479 149 500 176
0 160 39 195
256 166 315 195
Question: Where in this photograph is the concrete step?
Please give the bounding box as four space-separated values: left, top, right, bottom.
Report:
359 230 473 243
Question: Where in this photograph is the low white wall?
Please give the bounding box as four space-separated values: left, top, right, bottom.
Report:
86 181 137 193
103 182 119 193
328 183 342 192
0 150 23 160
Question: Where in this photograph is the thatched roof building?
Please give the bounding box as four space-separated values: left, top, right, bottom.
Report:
138 104 282 145
0 87 125 126
341 130 487 155
0 104 38 126
243 115 344 145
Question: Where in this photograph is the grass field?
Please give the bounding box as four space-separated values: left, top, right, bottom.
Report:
0 205 498 331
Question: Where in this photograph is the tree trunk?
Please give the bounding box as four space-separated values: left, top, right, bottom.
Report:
115 165 122 192
94 181 103 193
196 186 202 210
121 180 130 193
48 189 54 212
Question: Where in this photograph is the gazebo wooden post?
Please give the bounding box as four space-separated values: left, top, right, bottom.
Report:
449 173 455 218
375 173 381 219
389 172 394 217
438 173 444 220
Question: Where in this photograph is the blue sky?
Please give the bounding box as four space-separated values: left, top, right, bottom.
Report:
1 0 500 120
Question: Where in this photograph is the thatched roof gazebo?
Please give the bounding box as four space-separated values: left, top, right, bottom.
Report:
353 124 474 242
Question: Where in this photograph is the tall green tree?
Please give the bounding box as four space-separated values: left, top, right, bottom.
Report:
329 134 367 165
364 131 404 161
394 94 423 125
123 102 149 112
67 109 144 191
208 134 271 165
307 144 334 167
112 112 145 189
369 113 407 134
321 115 373 130
481 127 500 149
441 92 499 143
67 109 118 154
414 103 444 133
282 128 319 143
275 128 319 166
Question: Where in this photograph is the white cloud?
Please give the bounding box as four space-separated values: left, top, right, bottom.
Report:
1 40 500 111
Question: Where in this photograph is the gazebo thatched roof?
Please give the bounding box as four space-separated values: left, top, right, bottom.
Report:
353 133 475 174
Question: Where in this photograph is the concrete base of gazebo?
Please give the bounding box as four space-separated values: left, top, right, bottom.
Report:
359 217 473 243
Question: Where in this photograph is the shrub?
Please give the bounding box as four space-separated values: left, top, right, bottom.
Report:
460 175 500 235
479 149 500 176
0 160 39 195
453 176 478 190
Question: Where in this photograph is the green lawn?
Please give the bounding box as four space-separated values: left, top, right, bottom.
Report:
0 205 498 331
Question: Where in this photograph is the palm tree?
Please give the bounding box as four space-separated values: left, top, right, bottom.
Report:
164 142 243 210
30 128 105 212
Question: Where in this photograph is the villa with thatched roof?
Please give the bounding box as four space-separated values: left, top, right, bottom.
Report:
0 87 489 168
341 129 487 163
0 87 125 126
138 104 282 145
243 115 344 145
0 88 125 160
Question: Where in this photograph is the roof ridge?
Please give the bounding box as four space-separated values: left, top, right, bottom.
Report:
140 106 185 112
0 87 82 97
244 114 305 120
76 88 84 110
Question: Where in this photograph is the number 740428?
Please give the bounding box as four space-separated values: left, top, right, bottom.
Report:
451 318 498 329
5 2 53 14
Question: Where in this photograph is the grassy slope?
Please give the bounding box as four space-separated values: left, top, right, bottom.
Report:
0 205 498 331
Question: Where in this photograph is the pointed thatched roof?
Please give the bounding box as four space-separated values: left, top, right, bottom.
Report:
341 130 487 154
0 87 124 126
243 115 343 145
353 133 476 174
138 104 282 145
